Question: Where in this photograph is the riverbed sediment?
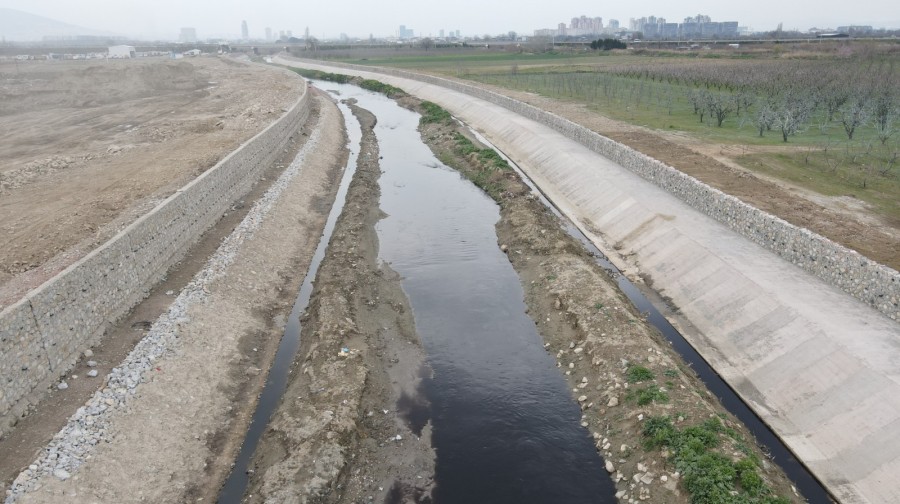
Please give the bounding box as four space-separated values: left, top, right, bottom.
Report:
242 100 435 503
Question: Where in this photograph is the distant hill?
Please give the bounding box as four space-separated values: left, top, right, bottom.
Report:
0 8 119 42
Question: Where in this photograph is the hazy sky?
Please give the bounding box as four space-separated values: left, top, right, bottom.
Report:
1 0 897 40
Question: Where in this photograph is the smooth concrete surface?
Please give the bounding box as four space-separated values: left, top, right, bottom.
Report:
279 57 900 503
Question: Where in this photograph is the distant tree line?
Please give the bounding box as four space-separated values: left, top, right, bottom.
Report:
590 38 627 50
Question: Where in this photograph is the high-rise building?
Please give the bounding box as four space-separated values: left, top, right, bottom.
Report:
179 27 197 42
721 22 739 37
684 14 712 24
241 20 248 39
567 15 603 35
399 25 414 39
660 23 679 38
265 27 272 40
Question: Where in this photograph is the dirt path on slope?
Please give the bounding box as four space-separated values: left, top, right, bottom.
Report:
0 56 303 307
244 102 435 503
451 82 900 271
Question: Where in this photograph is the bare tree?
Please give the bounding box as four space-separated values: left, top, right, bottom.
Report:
420 38 434 51
772 91 812 142
820 86 849 122
734 89 755 117
838 96 871 140
871 91 898 145
877 150 898 176
305 36 319 52
687 89 710 123
754 100 776 137
706 93 736 127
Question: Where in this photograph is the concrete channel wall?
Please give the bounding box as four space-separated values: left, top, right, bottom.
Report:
0 81 311 436
306 60 899 322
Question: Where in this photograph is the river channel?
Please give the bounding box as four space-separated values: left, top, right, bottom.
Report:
329 83 617 503
223 76 829 503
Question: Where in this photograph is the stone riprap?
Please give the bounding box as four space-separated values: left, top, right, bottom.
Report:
307 60 899 321
0 77 310 437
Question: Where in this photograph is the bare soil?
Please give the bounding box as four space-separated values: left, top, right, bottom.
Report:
0 100 318 490
0 56 303 307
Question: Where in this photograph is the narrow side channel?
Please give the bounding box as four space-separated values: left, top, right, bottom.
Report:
216 99 361 503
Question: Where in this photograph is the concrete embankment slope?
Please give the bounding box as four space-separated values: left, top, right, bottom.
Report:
277 57 900 503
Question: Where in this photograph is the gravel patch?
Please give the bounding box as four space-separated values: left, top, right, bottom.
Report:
4 123 324 504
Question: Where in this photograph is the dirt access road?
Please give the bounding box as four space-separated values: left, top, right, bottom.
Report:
0 56 303 306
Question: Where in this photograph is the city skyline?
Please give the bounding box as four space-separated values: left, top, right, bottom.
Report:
0 0 896 41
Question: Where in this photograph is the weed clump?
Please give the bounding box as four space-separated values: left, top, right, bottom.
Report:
358 79 406 98
452 133 509 171
420 101 452 124
642 416 789 504
289 67 351 83
627 385 669 405
626 365 655 383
